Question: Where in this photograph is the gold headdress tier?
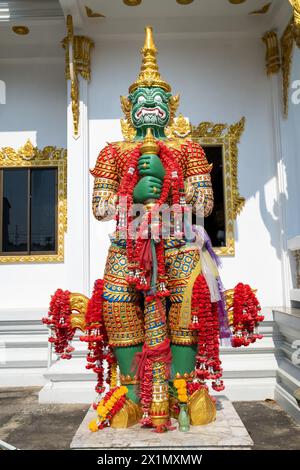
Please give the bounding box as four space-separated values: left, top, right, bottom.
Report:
129 26 171 94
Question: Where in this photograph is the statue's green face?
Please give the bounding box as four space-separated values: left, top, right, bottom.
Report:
129 87 171 139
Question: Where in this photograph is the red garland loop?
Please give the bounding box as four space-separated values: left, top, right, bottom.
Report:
231 283 264 347
190 275 225 392
116 142 185 297
42 289 75 360
80 279 115 402
132 338 172 424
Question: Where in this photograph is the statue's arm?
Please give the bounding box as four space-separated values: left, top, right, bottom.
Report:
90 144 119 222
183 141 214 217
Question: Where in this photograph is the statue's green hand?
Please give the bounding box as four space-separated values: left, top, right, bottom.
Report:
138 154 165 180
133 176 163 203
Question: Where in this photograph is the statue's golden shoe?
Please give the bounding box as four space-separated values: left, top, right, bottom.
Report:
110 399 142 428
188 388 216 426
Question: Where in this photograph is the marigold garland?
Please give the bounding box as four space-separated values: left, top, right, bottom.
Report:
173 379 188 403
89 386 128 432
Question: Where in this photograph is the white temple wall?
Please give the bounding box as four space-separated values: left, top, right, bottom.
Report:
0 60 68 308
88 35 284 308
280 47 300 240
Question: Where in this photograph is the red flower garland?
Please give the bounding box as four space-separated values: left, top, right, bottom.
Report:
190 274 224 392
42 289 74 359
231 283 264 347
80 279 113 404
116 141 185 299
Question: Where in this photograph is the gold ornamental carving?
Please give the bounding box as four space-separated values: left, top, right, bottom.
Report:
70 293 89 332
289 0 300 47
262 31 281 75
62 15 94 138
281 19 295 117
0 139 67 264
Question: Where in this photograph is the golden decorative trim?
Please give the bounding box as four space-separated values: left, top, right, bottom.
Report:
120 374 139 385
281 19 294 117
12 26 29 35
262 31 281 75
191 117 246 257
0 139 67 264
176 0 194 4
289 0 300 47
174 371 195 381
62 16 94 137
85 6 105 18
123 1 142 7
249 2 272 15
70 293 89 332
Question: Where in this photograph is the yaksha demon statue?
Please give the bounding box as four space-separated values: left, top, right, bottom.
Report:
44 27 263 432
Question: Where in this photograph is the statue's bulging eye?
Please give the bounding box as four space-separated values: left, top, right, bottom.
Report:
154 95 163 104
137 96 146 104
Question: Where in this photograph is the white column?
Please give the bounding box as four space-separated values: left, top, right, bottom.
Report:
65 76 91 295
270 72 291 306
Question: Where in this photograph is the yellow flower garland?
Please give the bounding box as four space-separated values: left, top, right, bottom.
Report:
173 379 188 403
89 385 128 432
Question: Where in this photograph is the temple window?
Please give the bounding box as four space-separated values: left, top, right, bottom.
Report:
1 167 57 255
0 140 67 263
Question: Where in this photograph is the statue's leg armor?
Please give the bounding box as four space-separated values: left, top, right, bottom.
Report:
165 243 200 379
102 244 144 404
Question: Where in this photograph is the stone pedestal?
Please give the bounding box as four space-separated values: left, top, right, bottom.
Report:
70 397 253 450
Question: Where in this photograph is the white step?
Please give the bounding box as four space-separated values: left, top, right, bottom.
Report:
273 307 300 423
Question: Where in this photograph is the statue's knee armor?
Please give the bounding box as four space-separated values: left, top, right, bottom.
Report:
103 244 144 347
165 243 199 345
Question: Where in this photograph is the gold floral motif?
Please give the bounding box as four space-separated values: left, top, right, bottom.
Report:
290 0 300 47
70 293 89 332
165 113 192 139
0 139 67 264
281 19 295 117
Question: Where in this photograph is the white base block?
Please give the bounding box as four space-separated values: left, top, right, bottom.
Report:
290 289 300 303
0 368 47 387
70 397 253 449
39 381 96 403
275 383 300 424
217 377 275 401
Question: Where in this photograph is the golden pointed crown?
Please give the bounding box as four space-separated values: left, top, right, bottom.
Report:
129 26 171 94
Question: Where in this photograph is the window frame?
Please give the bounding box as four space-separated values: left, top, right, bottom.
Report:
0 140 67 264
